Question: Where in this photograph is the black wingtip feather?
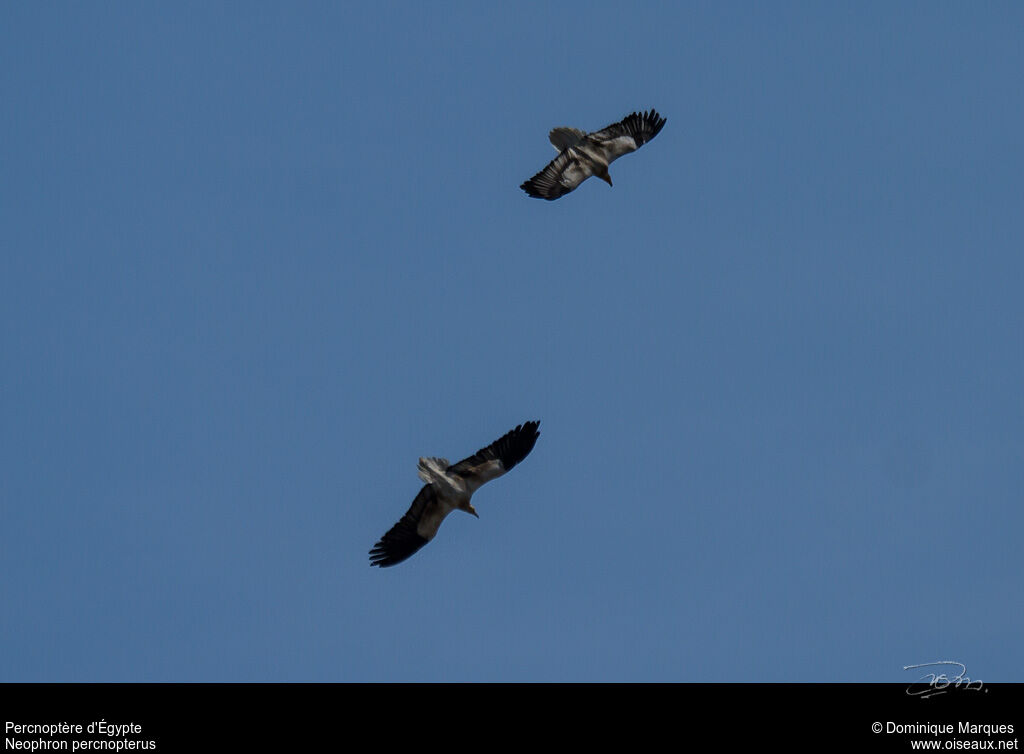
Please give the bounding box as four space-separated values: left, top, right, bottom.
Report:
493 420 541 471
622 109 666 147
369 533 429 568
521 179 560 200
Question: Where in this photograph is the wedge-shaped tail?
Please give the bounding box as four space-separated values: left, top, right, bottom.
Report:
548 127 587 151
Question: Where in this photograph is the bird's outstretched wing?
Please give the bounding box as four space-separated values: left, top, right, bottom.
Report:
586 109 667 165
447 421 541 494
520 151 595 200
369 484 445 568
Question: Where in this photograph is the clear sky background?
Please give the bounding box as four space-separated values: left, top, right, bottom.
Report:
2 2 1022 682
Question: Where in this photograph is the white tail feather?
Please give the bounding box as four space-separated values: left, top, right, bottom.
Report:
417 457 450 484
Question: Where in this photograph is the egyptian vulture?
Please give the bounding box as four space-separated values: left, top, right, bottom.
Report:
369 421 541 567
520 109 667 200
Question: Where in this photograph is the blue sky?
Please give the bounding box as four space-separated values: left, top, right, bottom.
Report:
2 2 1022 681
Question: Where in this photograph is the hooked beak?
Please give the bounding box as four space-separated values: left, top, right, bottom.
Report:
467 504 479 518
600 173 613 187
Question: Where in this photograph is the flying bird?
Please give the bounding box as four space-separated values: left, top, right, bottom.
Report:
520 109 667 200
369 421 541 567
